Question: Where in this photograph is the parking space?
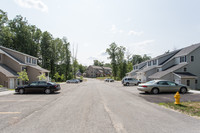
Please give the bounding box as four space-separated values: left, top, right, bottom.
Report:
104 80 200 103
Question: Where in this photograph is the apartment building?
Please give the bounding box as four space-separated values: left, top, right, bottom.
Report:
0 46 49 89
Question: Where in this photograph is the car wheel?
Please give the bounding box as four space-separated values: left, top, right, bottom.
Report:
126 83 129 86
151 88 159 94
45 89 51 94
19 89 25 94
180 87 187 94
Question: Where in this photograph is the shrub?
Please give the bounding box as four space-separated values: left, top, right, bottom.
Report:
0 85 3 88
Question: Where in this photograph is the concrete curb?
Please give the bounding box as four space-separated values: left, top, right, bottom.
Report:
189 90 200 94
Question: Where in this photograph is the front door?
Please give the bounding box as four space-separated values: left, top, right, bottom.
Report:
9 78 14 89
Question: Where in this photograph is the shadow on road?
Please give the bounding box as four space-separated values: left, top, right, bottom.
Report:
14 92 61 95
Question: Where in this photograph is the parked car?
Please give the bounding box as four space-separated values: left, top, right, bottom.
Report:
15 81 61 94
104 78 114 82
77 79 83 82
122 77 141 86
137 80 189 94
66 79 80 83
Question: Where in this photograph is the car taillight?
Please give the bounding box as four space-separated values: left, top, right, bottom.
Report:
54 85 57 88
142 85 148 88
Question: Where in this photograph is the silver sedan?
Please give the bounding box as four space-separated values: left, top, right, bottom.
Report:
137 80 189 94
66 79 80 83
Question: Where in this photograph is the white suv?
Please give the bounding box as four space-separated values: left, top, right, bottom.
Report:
122 77 141 86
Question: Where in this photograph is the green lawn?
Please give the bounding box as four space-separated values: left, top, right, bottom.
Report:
159 102 200 117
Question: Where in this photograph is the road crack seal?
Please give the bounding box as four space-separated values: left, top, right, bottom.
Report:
98 89 127 133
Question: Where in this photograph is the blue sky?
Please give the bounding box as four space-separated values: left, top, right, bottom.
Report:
1 0 200 66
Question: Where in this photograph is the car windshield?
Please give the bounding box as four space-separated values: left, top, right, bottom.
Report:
146 81 156 84
48 82 56 85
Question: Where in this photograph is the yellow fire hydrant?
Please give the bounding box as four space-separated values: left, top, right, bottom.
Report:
174 92 181 105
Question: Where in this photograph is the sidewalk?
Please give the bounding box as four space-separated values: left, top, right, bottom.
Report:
0 88 15 96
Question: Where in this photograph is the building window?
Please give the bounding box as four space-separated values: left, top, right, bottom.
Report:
32 59 37 64
191 56 194 62
184 68 187 72
148 61 151 66
17 79 20 85
29 57 31 63
187 80 190 86
180 57 185 63
26 56 29 63
195 80 198 84
153 60 157 65
180 56 187 63
22 67 26 71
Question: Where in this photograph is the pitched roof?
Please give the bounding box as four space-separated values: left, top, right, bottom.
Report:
174 72 197 79
28 65 50 72
0 47 25 65
89 65 112 70
127 69 138 74
0 64 18 78
149 63 188 79
0 46 38 59
90 65 103 69
174 43 200 57
103 67 112 70
138 66 157 73
0 49 6 54
151 49 180 60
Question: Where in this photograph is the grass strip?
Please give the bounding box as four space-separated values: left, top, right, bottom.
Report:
159 102 200 117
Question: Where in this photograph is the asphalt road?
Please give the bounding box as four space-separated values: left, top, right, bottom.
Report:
1 79 200 133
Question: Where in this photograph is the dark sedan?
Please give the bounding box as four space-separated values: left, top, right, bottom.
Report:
15 81 61 94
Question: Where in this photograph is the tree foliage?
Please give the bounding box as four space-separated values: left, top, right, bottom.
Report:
106 42 151 80
17 70 29 83
0 10 86 82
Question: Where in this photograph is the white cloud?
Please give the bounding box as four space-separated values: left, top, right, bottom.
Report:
15 0 48 12
128 30 143 36
110 24 124 34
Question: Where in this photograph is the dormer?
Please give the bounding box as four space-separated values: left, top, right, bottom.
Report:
25 56 37 65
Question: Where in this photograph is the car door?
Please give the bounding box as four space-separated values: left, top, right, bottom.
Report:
38 81 48 92
167 81 179 92
27 82 39 93
157 81 170 92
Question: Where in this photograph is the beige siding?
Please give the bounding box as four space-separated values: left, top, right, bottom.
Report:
3 55 21 72
0 72 8 88
26 66 41 83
